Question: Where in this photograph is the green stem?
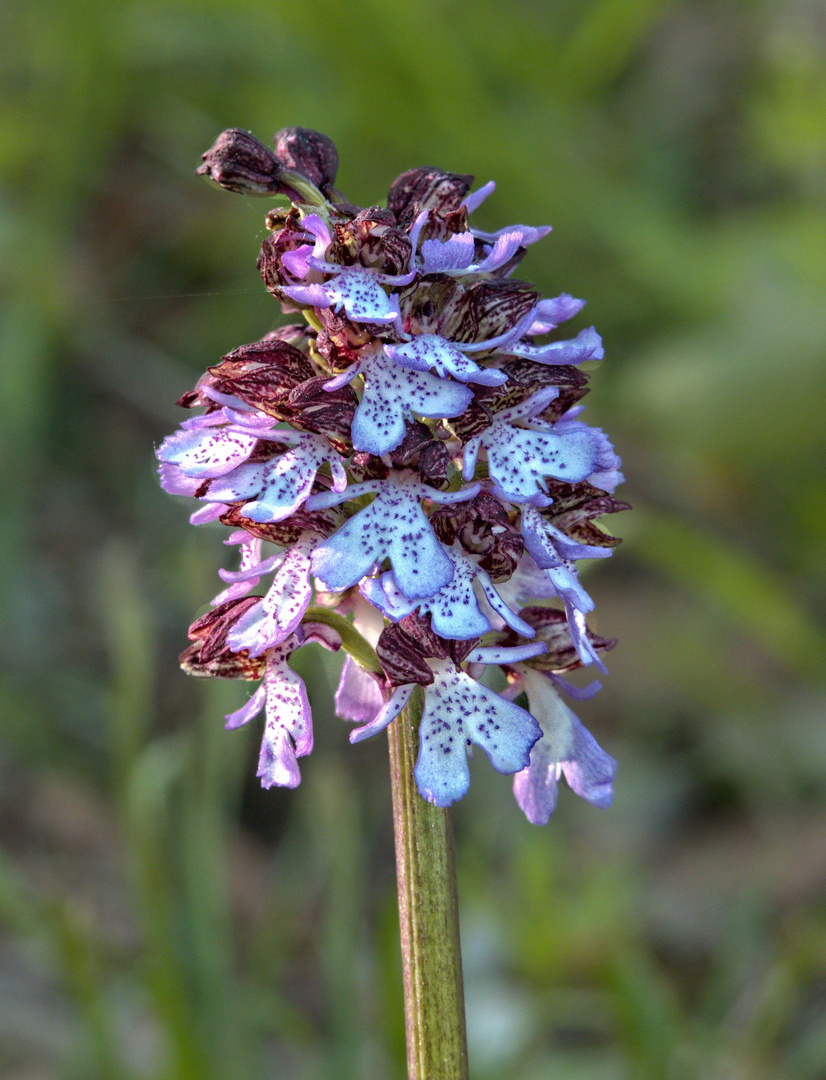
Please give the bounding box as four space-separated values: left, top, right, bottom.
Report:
387 687 469 1080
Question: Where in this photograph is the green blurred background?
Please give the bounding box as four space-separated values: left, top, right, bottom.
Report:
2 0 825 1077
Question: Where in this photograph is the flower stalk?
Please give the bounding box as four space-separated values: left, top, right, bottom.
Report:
388 688 469 1080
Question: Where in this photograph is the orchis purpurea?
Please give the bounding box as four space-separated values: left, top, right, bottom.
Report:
159 126 628 817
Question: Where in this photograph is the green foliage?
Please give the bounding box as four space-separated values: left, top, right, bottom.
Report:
1 0 824 1076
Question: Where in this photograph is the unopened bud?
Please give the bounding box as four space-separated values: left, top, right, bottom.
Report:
274 126 339 191
197 128 283 195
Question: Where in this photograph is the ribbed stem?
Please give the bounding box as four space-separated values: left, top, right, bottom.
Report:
387 687 469 1080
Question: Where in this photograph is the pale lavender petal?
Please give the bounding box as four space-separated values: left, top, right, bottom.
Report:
205 463 268 503
335 655 385 724
311 482 454 599
158 463 202 496
509 326 603 366
483 424 602 502
352 350 473 455
224 684 266 730
281 244 313 277
190 503 227 524
360 573 417 622
157 426 259 479
526 294 586 334
350 684 413 743
513 669 614 823
281 282 334 308
466 643 547 665
257 653 313 789
385 336 507 386
474 567 536 636
419 232 475 274
415 663 542 807
227 539 314 657
520 504 612 566
462 180 496 214
473 230 524 272
325 268 402 325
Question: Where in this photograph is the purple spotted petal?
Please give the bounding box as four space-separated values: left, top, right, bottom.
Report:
352 350 473 455
335 655 385 724
414 661 542 807
208 435 343 522
256 646 314 789
157 425 259 479
280 282 334 308
226 536 315 656
512 668 615 824
385 336 507 386
224 684 266 730
211 531 263 605
478 422 602 502
311 481 455 599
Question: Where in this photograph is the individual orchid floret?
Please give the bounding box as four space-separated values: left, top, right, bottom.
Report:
307 475 480 599
418 228 532 277
350 644 546 807
280 211 427 329
462 388 606 503
224 533 317 656
157 409 264 480
511 666 616 824
202 430 347 522
520 503 613 569
361 543 535 641
324 345 473 456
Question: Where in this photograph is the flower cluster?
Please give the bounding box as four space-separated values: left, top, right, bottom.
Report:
159 126 628 821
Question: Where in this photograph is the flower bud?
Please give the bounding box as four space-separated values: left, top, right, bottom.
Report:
274 126 339 190
197 128 284 195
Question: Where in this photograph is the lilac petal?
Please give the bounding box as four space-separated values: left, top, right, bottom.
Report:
418 550 492 640
481 423 602 502
415 663 542 807
360 573 417 622
462 180 496 214
509 326 604 366
281 244 313 277
420 232 475 274
224 683 266 730
385 336 508 386
513 669 615 823
566 603 607 673
527 294 586 334
352 350 473 455
465 643 546 665
311 482 454 599
280 282 334 308
520 504 612 566
474 567 536 636
305 478 383 511
474 230 524 272
257 650 314 789
335 655 385 724
350 684 413 743
190 503 227 524
157 426 259 479
158 463 202 496
205 462 268 502
228 542 314 657
549 673 603 701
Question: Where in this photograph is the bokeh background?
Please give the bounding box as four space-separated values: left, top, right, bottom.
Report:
2 0 825 1077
